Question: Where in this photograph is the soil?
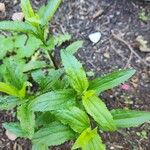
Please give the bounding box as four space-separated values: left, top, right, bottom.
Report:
0 0 150 150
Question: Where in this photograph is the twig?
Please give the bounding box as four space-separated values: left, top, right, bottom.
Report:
111 30 150 67
124 52 133 68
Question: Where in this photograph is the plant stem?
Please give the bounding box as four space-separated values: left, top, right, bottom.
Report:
49 53 58 69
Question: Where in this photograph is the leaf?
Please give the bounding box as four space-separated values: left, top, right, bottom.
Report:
65 40 83 55
55 106 90 133
32 121 75 146
32 144 49 150
82 91 116 131
0 96 19 110
3 122 28 138
0 82 19 97
55 33 71 46
89 69 136 94
0 35 14 59
23 60 47 73
61 50 89 93
41 0 62 26
111 109 150 128
2 58 26 90
21 0 35 18
37 5 46 18
36 112 56 127
31 69 63 92
16 35 42 58
17 104 35 139
0 21 36 34
29 89 76 112
72 128 105 150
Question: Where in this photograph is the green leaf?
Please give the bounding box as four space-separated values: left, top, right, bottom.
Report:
55 33 71 46
23 60 47 73
89 69 136 94
32 121 75 146
61 50 89 93
2 58 26 90
21 0 35 18
17 104 35 139
82 91 116 131
65 40 83 55
0 36 14 59
0 96 19 110
36 112 56 127
111 109 150 128
16 35 42 58
3 122 28 138
72 128 105 150
29 89 76 112
0 21 36 33
31 69 63 92
55 106 90 133
37 5 46 18
41 0 62 26
0 82 19 97
32 144 49 150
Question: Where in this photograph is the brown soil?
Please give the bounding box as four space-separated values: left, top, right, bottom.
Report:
0 0 150 149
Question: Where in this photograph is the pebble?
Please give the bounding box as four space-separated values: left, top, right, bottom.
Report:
0 3 5 12
5 130 17 141
12 12 24 21
145 56 150 62
103 52 110 58
88 32 101 44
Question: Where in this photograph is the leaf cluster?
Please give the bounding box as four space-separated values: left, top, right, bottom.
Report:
0 1 150 150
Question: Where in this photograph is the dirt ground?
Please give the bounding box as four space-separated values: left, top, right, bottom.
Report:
0 0 150 149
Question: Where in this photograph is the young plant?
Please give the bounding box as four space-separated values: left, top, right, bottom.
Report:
0 1 150 150
0 0 77 71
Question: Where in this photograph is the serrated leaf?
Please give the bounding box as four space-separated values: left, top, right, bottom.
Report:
17 104 35 139
2 58 26 90
32 121 75 146
3 122 28 138
111 109 150 128
21 0 35 18
72 128 105 150
37 5 46 18
36 112 56 127
0 82 19 97
16 35 42 58
41 0 62 26
65 40 83 55
61 50 89 93
0 96 19 110
89 69 136 94
32 144 49 150
0 36 14 59
23 60 47 73
55 106 90 133
29 89 76 112
32 69 63 93
55 33 71 46
82 91 116 131
0 21 36 34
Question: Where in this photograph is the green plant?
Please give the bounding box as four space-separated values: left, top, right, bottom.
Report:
0 1 150 150
139 10 149 22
